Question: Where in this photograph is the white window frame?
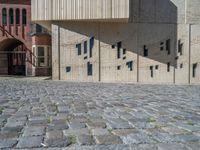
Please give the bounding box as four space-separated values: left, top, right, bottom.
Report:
32 45 51 68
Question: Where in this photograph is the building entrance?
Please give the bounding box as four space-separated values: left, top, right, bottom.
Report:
0 39 26 75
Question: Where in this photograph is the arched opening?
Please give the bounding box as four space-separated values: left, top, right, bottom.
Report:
9 8 14 25
2 8 7 25
16 9 20 25
0 39 26 75
22 9 26 25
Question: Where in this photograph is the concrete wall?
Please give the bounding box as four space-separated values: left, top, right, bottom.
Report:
186 0 200 24
52 22 178 83
36 0 200 84
190 24 200 84
32 0 129 21
175 24 190 84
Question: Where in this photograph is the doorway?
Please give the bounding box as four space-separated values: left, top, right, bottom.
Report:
0 39 26 75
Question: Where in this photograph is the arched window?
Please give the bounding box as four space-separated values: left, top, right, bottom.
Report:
9 8 14 25
16 9 20 25
22 9 26 25
2 8 7 25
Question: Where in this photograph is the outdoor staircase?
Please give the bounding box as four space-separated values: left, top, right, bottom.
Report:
0 25 36 67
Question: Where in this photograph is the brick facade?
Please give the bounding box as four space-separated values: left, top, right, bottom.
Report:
32 35 51 46
0 0 51 76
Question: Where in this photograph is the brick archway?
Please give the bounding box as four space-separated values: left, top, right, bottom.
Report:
0 38 26 75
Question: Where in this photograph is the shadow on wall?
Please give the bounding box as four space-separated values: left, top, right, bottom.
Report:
52 0 178 67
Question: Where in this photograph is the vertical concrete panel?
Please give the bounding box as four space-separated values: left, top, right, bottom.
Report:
190 25 200 84
175 24 190 84
52 24 59 80
100 23 138 82
186 0 200 24
52 22 99 81
138 23 176 83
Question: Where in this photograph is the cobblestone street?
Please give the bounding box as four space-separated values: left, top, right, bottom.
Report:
0 77 200 150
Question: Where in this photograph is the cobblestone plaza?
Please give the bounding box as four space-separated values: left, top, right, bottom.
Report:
0 77 200 149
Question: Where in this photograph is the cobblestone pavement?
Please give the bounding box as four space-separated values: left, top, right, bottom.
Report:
0 78 200 150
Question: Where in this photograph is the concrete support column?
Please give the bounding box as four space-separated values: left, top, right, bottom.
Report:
188 24 191 84
136 23 139 83
98 23 101 82
52 24 60 80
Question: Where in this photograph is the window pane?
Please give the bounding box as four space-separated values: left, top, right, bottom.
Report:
126 61 133 71
150 66 153 77
36 24 42 33
16 9 20 25
22 9 27 25
89 37 94 57
2 8 7 25
87 62 93 76
166 39 171 54
38 58 45 67
76 43 81 55
117 42 122 59
123 49 126 55
167 62 170 72
84 41 87 54
38 47 45 57
66 66 71 72
193 63 198 78
144 45 148 57
9 9 14 24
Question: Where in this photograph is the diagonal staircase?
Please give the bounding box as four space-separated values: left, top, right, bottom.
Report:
0 25 36 67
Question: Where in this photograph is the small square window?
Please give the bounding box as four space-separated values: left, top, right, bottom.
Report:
117 42 122 59
166 39 171 55
193 63 198 78
180 63 183 69
112 45 115 49
123 49 126 55
126 61 133 71
117 66 121 70
175 56 179 60
117 42 122 49
167 62 170 72
155 65 159 70
144 45 148 57
160 42 164 51
87 62 93 76
123 56 126 60
84 41 87 54
89 37 94 57
150 66 153 77
76 43 82 55
178 40 183 55
66 66 71 72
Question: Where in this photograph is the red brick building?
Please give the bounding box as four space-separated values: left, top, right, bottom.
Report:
0 0 51 76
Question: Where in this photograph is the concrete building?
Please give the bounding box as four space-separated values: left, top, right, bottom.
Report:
0 0 51 76
32 0 200 84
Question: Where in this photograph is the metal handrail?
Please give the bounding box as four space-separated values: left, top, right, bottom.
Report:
0 24 36 67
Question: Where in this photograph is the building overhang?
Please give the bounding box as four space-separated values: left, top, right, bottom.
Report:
31 0 130 23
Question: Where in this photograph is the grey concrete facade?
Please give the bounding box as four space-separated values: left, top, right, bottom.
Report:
32 0 200 84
